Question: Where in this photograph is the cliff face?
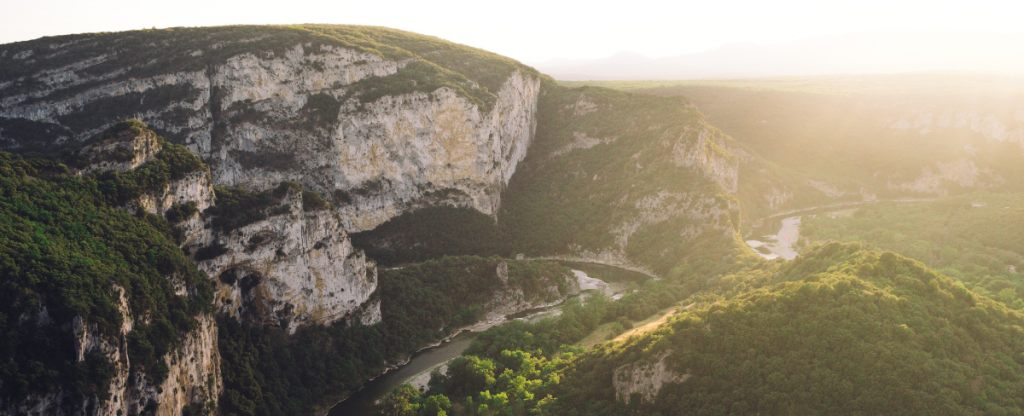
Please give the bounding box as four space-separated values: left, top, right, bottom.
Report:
0 27 541 233
330 70 539 231
1 298 221 416
198 191 378 333
0 23 542 339
500 86 744 275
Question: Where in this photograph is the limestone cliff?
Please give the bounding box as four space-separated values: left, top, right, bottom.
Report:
0 292 220 416
198 190 377 333
0 26 542 233
0 24 543 334
0 26 542 331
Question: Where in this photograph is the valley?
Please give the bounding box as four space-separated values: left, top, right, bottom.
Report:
330 263 640 415
0 24 1022 416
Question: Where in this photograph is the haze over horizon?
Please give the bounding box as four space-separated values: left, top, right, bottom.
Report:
531 29 1024 80
3 0 1024 78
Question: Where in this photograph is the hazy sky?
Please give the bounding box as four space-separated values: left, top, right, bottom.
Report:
2 0 1023 63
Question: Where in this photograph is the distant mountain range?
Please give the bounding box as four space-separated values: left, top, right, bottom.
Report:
532 30 1024 80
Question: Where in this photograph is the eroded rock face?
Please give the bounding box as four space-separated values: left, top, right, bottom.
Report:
613 350 688 405
79 127 161 173
198 191 377 333
0 30 542 333
330 72 540 231
76 130 218 248
0 289 221 416
887 158 1005 195
0 37 541 233
671 124 738 194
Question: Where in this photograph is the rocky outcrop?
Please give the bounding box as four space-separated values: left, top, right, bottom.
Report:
1 33 543 335
199 190 377 333
887 158 1005 195
0 289 221 416
552 131 616 157
144 169 217 247
887 108 1024 147
79 126 161 173
672 124 739 194
74 125 218 247
328 70 540 231
613 350 688 405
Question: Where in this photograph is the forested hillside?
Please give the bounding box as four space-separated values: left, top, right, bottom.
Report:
0 134 215 411
387 243 1024 416
803 192 1024 310
564 75 1024 225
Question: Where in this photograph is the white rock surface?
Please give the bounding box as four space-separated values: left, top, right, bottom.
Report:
79 127 161 173
198 190 377 333
613 350 688 405
672 124 738 194
1 41 541 234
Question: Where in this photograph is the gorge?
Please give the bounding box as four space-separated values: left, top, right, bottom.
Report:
2 24 1024 416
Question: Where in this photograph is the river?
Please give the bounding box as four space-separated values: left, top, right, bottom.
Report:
745 215 803 260
744 198 933 260
328 261 650 415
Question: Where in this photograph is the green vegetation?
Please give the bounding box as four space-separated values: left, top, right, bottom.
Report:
560 72 1024 96
465 277 688 361
301 25 537 109
367 273 695 416
546 243 1024 415
350 206 507 266
203 181 317 233
587 76 1024 225
218 256 573 416
0 151 213 401
57 120 209 213
500 82 746 276
202 180 332 234
1 25 539 147
398 243 1024 416
803 193 1024 310
380 348 578 416
165 201 198 224
340 58 493 111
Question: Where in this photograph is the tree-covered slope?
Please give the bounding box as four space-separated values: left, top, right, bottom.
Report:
629 77 1024 218
803 192 1024 310
546 243 1024 416
0 149 213 402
